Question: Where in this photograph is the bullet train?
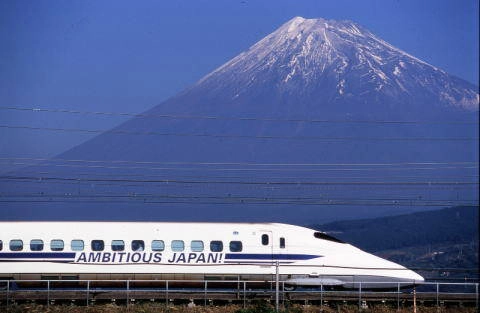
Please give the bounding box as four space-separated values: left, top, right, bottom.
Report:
0 222 424 289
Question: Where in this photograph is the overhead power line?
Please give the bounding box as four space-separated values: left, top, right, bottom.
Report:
0 191 477 207
1 174 478 186
0 198 476 207
0 124 477 141
1 106 478 124
3 178 473 192
7 169 479 182
2 161 477 173
2 192 477 204
1 157 478 167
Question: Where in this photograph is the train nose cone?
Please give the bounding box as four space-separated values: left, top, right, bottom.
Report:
408 270 425 283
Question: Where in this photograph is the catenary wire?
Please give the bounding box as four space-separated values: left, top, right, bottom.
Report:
1 105 478 124
7 169 478 181
0 124 477 141
1 175 478 186
0 199 475 206
2 161 478 173
3 179 475 192
1 157 478 167
1 193 476 204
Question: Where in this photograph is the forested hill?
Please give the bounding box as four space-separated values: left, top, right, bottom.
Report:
311 206 478 280
311 206 478 252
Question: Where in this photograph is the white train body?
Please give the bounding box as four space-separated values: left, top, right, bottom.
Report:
0 222 424 288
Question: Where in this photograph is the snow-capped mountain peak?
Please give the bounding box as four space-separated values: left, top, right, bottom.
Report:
197 16 478 112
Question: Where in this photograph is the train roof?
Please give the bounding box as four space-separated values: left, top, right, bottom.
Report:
0 221 289 225
0 221 315 231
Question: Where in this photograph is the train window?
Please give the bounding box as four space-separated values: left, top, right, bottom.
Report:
71 240 84 251
171 240 184 252
151 240 165 251
10 239 23 251
111 240 125 251
229 241 242 252
131 240 145 251
191 240 204 252
51 239 64 251
261 234 269 246
210 241 223 252
0 240 2 251
91 240 105 251
280 237 285 249
313 232 345 243
30 239 44 251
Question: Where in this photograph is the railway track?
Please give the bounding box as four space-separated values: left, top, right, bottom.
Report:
1 290 478 302
0 280 478 308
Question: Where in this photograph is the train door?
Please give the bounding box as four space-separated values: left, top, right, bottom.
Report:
260 231 287 264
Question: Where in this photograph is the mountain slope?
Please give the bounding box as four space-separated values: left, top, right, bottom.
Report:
3 17 478 222
61 16 478 164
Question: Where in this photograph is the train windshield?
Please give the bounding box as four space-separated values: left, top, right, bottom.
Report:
314 232 345 243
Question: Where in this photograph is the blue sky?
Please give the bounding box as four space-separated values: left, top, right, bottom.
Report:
0 0 478 165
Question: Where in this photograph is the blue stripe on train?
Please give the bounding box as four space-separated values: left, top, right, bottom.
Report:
223 260 294 263
225 253 321 260
0 253 321 262
0 252 76 259
0 258 73 263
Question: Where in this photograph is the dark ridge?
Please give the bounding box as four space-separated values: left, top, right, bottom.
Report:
310 206 479 252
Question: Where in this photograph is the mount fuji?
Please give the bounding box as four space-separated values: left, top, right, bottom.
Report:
59 16 478 163
4 17 479 222
192 16 477 114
